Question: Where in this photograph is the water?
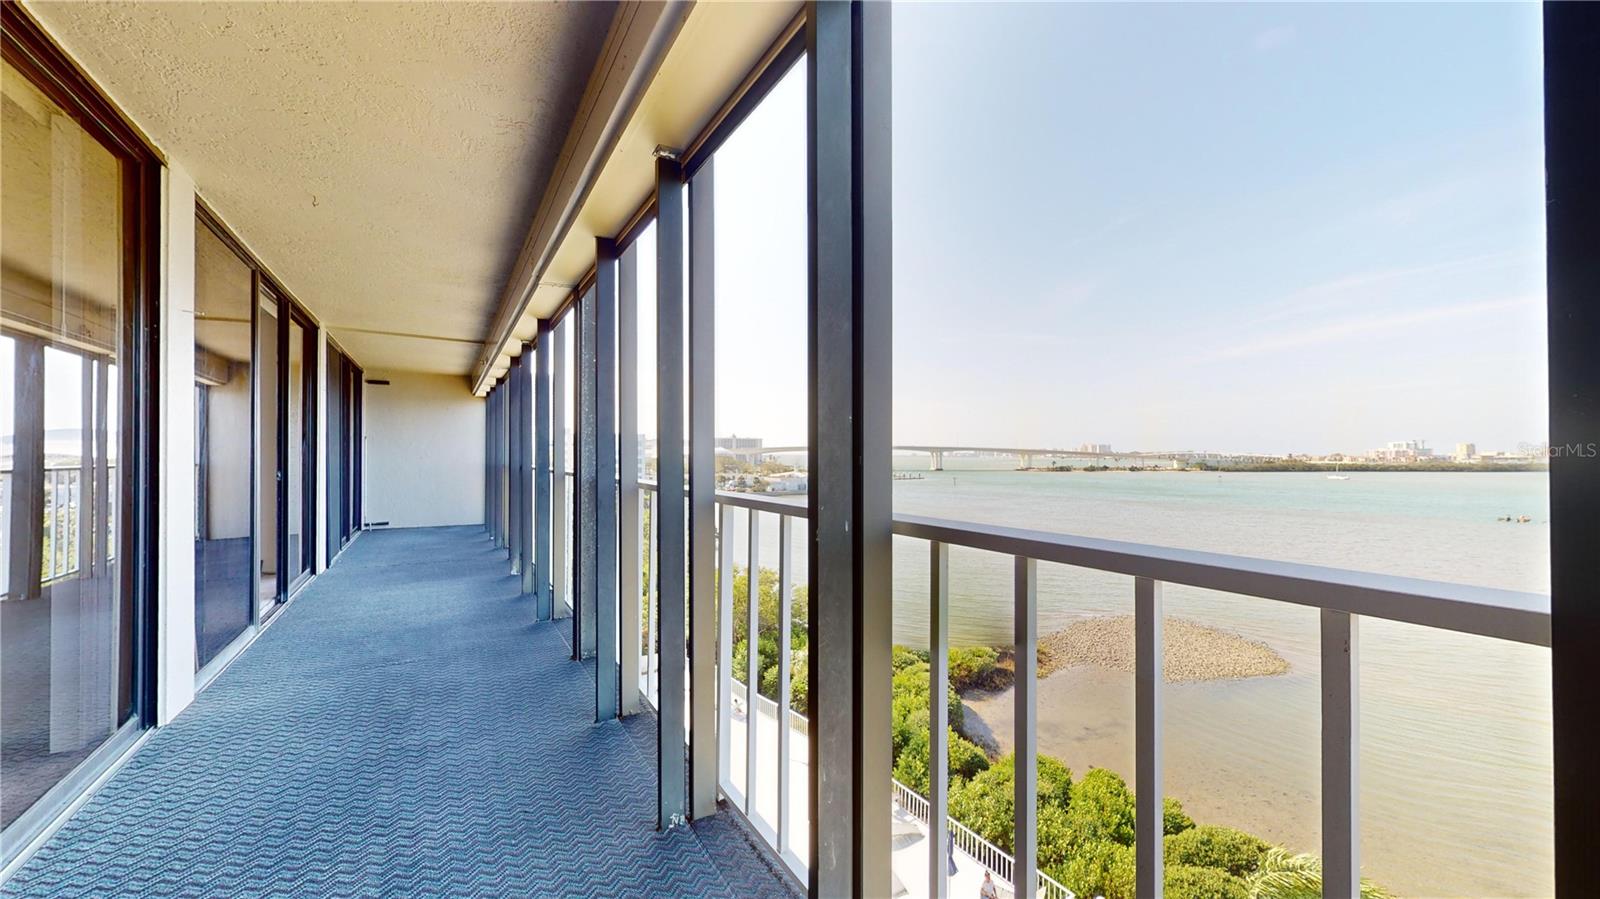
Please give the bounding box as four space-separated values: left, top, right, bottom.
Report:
881 465 1553 898
720 465 1551 895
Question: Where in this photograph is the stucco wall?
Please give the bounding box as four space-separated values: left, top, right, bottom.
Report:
363 371 484 529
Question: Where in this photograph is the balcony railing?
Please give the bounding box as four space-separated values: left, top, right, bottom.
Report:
619 474 1549 897
891 777 1074 899
2 466 115 593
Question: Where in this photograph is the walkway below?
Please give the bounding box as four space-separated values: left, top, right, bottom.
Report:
3 526 796 898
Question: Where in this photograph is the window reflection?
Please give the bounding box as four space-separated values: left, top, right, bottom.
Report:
1 56 133 831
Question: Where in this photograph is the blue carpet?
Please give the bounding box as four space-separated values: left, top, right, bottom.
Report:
3 526 798 898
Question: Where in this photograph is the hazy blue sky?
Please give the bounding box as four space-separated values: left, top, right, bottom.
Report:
705 2 1547 456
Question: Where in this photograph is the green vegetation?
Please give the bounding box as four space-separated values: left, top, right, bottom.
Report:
729 565 810 713
886 645 1394 898
1166 825 1271 877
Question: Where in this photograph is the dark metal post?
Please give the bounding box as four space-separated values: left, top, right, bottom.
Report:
596 237 620 720
533 318 552 617
1546 6 1600 896
483 380 496 543
553 315 570 621
509 352 524 576
577 285 599 660
485 379 492 534
519 343 536 596
807 2 893 894
656 156 689 829
620 244 642 714
687 159 719 818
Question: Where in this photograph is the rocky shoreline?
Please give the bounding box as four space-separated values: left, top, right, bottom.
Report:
1038 614 1289 682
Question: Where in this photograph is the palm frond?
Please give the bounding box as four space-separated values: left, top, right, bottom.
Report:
1245 847 1395 899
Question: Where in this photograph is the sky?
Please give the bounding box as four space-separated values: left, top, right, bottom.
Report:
4 5 1551 463
1 5 1550 465
702 2 1548 457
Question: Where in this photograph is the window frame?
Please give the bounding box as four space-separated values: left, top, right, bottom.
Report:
0 0 163 865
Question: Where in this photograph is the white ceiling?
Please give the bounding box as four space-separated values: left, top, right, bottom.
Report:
25 0 616 375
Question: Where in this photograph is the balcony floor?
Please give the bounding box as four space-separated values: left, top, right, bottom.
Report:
3 526 796 898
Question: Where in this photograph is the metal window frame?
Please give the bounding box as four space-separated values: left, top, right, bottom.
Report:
0 2 162 872
1545 6 1600 896
655 156 689 829
533 318 553 617
595 238 621 719
687 159 719 819
805 3 894 895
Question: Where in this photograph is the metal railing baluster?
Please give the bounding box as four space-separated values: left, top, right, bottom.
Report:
746 507 760 815
777 513 793 854
1136 576 1164 899
930 541 950 899
1013 555 1038 899
718 502 735 802
1322 609 1359 899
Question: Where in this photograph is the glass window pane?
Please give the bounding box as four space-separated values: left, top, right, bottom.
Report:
891 5 1550 898
194 221 255 667
1 56 132 831
287 317 307 582
257 295 279 614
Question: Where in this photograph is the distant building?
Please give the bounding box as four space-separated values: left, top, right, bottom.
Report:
1455 442 1477 462
1372 439 1433 462
716 434 765 462
1077 442 1112 455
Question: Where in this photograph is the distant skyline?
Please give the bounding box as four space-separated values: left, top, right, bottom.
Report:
704 2 1548 457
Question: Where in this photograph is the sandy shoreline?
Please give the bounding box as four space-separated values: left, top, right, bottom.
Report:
1038 614 1290 682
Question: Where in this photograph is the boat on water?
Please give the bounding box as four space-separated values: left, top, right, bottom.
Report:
1327 463 1350 481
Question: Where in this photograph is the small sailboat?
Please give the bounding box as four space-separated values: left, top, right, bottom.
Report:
1327 462 1350 481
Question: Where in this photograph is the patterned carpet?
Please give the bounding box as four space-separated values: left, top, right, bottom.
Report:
3 526 798 898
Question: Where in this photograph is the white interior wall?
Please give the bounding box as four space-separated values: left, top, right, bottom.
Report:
363 371 485 529
204 372 251 540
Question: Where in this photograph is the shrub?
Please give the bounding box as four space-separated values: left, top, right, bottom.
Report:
892 726 933 793
947 645 999 690
788 648 808 714
947 732 990 781
1165 864 1250 899
891 726 991 795
892 645 928 672
890 663 963 757
758 644 809 714
1163 796 1194 835
1065 767 1136 848
947 753 1073 852
1055 839 1134 899
1164 824 1270 877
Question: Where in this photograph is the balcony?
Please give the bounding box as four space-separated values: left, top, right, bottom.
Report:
0 2 1593 896
0 527 797 897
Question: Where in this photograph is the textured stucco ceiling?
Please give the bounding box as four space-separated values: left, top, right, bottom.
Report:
24 0 616 375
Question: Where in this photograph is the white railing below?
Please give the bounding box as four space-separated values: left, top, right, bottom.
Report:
892 778 1075 899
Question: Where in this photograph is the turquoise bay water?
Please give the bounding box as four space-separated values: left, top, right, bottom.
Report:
886 466 1552 898
725 466 1550 895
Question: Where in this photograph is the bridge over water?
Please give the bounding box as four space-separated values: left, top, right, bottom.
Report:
720 444 1279 470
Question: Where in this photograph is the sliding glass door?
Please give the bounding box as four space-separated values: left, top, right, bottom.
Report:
1 14 157 855
326 345 362 563
256 287 281 614
285 313 313 589
193 218 255 667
